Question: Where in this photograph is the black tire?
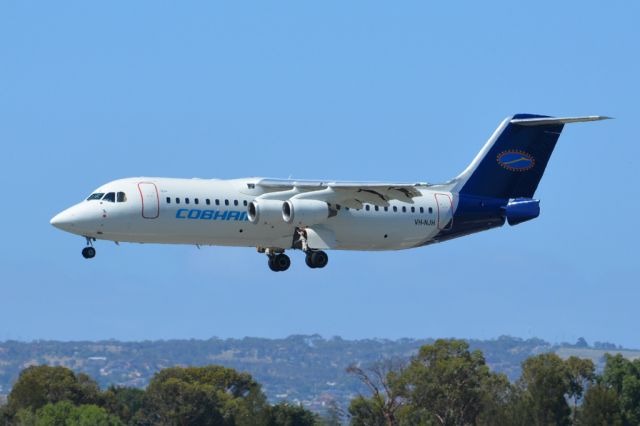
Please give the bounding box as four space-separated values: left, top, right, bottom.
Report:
82 247 96 259
305 253 316 269
274 254 291 272
310 251 328 268
268 257 279 272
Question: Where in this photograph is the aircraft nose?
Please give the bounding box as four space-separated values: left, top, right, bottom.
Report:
50 209 75 231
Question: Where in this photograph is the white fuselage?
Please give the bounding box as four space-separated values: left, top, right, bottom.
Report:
50 114 607 270
51 177 454 251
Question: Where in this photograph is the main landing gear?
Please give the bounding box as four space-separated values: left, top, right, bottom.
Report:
268 253 291 272
261 229 329 271
82 237 96 259
264 250 328 272
261 249 328 272
296 228 328 269
305 250 329 269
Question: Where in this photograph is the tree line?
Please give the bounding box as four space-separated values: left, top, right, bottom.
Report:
1 339 639 425
347 339 640 425
0 365 320 426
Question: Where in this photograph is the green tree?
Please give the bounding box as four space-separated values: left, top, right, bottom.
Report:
601 354 634 392
395 339 499 426
264 402 318 426
143 365 267 426
101 386 145 425
566 356 595 423
577 383 622 426
348 395 387 426
14 401 123 426
601 354 640 425
5 366 100 419
517 353 571 426
12 408 37 426
475 372 523 426
71 404 123 426
347 359 405 426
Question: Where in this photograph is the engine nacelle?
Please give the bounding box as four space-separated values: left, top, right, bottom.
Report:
247 199 285 225
504 198 540 226
283 199 334 226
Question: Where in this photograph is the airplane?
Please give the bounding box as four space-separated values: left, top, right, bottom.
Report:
50 114 608 271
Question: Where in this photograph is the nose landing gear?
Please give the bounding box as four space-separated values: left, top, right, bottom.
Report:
82 247 96 259
82 237 96 259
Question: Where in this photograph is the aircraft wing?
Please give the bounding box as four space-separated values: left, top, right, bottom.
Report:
255 178 427 209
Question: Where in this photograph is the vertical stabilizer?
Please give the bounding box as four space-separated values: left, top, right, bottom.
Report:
453 114 609 199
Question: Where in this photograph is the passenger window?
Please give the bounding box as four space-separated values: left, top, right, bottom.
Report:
176 198 180 204
225 199 229 206
429 207 433 214
374 205 379 211
234 200 238 206
393 206 398 212
345 207 350 211
166 197 171 204
215 199 220 206
411 206 415 213
206 199 211 205
185 198 190 205
195 198 199 205
420 207 424 213
365 205 370 211
402 206 407 213
384 206 388 212
87 193 105 201
243 200 248 206
103 192 116 203
117 192 127 202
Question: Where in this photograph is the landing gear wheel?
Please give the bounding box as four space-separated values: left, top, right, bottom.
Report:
82 247 96 259
306 251 328 269
311 251 328 268
305 253 316 269
268 257 279 272
275 254 291 271
268 254 291 272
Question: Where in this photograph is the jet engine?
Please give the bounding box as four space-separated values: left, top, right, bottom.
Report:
248 200 285 225
282 199 336 226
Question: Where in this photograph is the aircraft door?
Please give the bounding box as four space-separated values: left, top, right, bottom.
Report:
435 193 453 230
138 182 160 219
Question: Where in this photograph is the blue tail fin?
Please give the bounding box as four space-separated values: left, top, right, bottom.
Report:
454 114 608 199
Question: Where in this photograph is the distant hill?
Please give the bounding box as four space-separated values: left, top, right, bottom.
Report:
0 335 636 411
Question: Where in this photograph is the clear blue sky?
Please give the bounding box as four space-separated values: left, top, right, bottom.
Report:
1 1 638 347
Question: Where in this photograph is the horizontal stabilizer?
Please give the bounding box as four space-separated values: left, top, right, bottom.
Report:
510 116 611 126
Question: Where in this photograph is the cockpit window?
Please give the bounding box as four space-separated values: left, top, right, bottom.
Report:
117 192 127 202
87 193 104 201
103 192 116 203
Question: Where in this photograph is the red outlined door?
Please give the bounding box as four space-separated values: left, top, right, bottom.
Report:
138 182 160 219
435 193 453 230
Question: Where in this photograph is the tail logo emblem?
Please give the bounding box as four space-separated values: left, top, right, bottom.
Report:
497 150 535 171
